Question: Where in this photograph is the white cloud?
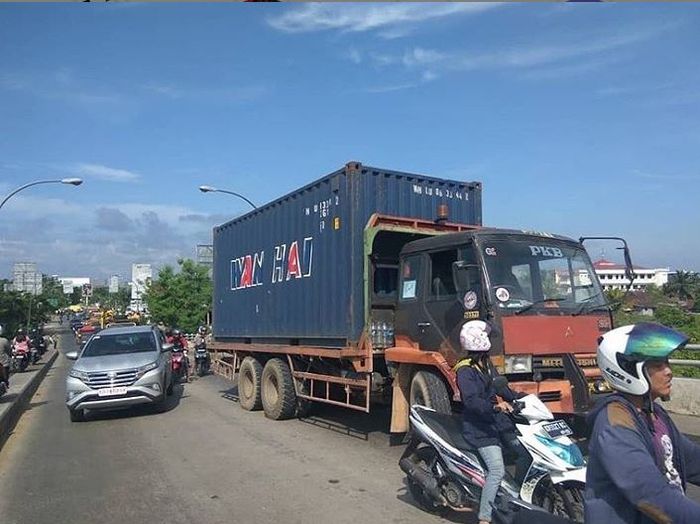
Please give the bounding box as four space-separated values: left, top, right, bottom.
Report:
363 82 418 94
76 163 141 182
143 83 269 103
345 48 363 65
267 3 499 35
368 22 679 85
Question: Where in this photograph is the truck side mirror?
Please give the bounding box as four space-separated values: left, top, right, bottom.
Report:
622 246 636 283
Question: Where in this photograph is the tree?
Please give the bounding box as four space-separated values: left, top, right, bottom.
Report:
91 285 131 313
143 259 212 333
663 270 699 302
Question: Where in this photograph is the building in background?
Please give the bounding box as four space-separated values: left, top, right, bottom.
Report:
109 275 120 294
593 259 671 291
196 244 213 277
12 262 42 295
58 277 91 295
130 263 152 312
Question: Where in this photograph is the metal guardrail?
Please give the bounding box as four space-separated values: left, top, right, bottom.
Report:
670 344 700 368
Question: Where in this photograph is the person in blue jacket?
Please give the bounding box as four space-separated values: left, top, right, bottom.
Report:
586 322 700 523
455 320 529 524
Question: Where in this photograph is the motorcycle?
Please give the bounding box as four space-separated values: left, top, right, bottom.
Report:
29 337 44 364
399 377 585 522
11 344 30 373
194 343 210 377
171 344 189 384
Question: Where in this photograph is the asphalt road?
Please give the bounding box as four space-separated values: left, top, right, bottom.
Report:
0 330 455 524
0 329 699 524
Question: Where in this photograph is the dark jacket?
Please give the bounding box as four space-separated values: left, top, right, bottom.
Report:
585 393 700 524
456 358 518 448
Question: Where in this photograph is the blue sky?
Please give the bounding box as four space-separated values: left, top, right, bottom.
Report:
1 3 699 282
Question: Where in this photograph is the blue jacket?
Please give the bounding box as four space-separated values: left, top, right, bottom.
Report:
585 394 700 524
456 359 518 448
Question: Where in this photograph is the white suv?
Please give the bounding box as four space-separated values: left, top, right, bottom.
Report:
65 325 173 422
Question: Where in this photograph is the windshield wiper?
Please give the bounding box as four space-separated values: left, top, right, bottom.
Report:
572 292 611 316
514 297 566 315
571 293 610 317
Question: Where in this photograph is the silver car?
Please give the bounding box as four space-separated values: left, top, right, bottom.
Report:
65 325 173 422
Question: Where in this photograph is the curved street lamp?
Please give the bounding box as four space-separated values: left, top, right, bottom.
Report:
0 178 84 211
198 185 257 210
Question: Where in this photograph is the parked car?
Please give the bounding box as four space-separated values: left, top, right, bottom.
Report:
65 325 174 422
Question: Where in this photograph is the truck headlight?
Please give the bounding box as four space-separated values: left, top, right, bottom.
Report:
504 355 532 374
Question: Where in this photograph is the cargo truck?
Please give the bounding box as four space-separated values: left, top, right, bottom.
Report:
209 162 632 432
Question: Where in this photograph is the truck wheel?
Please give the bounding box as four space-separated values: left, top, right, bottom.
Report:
238 357 263 411
410 370 451 414
261 358 297 420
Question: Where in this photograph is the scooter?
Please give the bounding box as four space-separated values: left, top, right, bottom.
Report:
194 343 210 377
171 345 188 384
11 345 30 373
399 377 585 522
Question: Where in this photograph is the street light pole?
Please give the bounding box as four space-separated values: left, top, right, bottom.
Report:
198 185 257 210
0 178 83 211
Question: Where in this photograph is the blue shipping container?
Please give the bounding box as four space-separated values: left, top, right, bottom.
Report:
212 162 482 346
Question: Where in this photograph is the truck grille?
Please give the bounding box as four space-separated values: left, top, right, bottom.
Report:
86 369 139 389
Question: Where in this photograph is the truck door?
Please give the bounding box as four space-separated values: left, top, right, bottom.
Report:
396 253 428 346
418 248 465 359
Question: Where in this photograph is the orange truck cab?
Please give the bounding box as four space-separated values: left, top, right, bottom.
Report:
383 225 630 432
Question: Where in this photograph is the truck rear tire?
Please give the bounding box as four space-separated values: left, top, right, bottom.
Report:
410 370 451 414
261 358 297 420
238 357 263 411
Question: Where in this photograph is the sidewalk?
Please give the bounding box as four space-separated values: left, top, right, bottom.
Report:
0 341 59 450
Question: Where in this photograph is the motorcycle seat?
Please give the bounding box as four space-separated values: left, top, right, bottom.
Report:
418 409 476 452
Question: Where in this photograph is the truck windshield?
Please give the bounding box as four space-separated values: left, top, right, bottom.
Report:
480 237 606 314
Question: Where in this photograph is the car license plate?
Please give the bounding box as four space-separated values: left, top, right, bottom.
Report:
542 420 573 439
97 387 127 397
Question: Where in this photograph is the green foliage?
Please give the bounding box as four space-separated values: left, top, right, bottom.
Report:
143 259 212 333
0 275 70 335
663 270 699 302
90 286 131 312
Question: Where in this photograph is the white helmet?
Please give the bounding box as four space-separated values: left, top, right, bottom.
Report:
459 320 492 353
597 322 688 395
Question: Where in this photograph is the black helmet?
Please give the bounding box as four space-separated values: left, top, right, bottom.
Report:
17 328 26 336
172 329 181 336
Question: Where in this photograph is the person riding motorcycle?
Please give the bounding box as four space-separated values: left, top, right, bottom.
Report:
586 322 700 524
166 328 190 381
12 328 30 352
0 325 11 390
30 327 46 355
454 320 529 524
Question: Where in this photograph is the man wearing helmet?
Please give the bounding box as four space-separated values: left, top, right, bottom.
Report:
586 322 700 523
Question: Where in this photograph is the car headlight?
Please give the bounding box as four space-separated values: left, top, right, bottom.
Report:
69 369 89 382
535 435 585 467
504 355 532 374
136 361 159 378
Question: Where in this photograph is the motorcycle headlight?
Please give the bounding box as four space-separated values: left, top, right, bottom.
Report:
535 435 585 467
69 369 90 382
136 361 159 378
504 355 532 374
